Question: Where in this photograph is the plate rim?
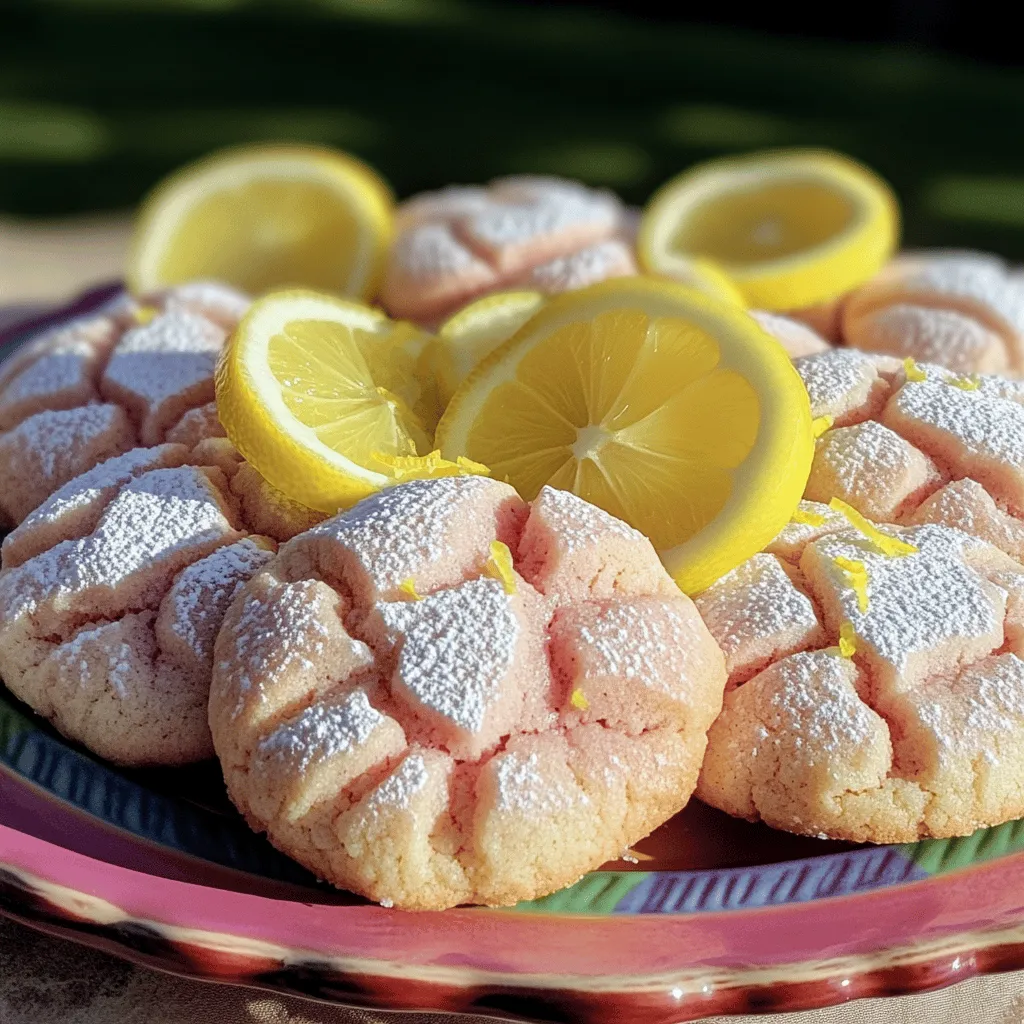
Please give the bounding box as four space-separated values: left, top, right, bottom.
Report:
5 820 1024 1023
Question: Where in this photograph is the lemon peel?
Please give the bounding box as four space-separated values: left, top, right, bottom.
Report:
791 507 827 527
128 144 394 300
133 305 158 325
829 498 919 557
812 415 834 438
834 555 869 613
839 621 858 658
370 450 490 482
948 373 981 392
638 148 899 310
570 688 590 711
485 540 517 595
903 357 928 382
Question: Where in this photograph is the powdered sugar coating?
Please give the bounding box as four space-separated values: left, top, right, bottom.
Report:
381 176 634 324
379 578 520 737
522 239 636 292
494 749 589 816
804 525 1001 682
102 311 224 444
0 283 233 528
700 358 1024 843
885 379 1024 511
0 404 135 525
696 553 822 685
806 419 942 520
163 538 275 665
0 456 279 765
305 473 518 600
793 349 888 423
844 254 1024 375
210 477 725 909
258 689 385 773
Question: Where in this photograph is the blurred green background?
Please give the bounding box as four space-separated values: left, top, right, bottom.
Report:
4 0 1024 255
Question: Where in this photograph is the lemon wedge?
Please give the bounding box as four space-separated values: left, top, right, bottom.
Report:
216 290 474 513
434 290 546 405
128 145 393 300
639 149 898 311
436 277 813 593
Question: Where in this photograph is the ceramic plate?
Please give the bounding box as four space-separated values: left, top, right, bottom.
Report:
4 290 1024 1023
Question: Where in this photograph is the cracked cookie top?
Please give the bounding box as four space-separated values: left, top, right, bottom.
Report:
697 348 1024 843
209 475 726 910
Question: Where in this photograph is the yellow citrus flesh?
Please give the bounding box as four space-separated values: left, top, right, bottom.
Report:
128 145 394 300
639 149 899 311
216 290 476 513
436 277 814 594
434 290 547 406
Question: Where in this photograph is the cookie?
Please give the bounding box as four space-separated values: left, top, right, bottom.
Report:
843 253 1024 376
0 449 278 765
696 349 1024 842
210 476 725 909
0 282 249 527
380 176 636 324
751 310 831 359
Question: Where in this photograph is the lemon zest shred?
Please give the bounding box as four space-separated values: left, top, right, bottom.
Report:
371 449 491 481
949 373 981 392
399 578 422 601
485 540 517 594
133 305 158 325
839 621 858 658
829 498 919 557
457 455 491 474
792 507 827 527
834 555 869 612
903 357 928 382
811 415 834 438
570 687 590 711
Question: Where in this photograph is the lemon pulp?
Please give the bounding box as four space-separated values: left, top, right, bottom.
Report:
156 181 363 295
437 278 813 593
267 318 430 466
673 181 853 265
460 307 758 551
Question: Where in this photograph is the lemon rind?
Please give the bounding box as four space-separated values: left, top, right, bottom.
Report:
128 144 394 300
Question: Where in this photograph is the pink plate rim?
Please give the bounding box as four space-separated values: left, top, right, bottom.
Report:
5 820 1024 1022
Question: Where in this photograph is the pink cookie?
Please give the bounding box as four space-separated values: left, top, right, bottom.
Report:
380 176 637 324
0 283 250 527
0 440 290 765
843 253 1024 375
698 352 1024 843
210 476 725 909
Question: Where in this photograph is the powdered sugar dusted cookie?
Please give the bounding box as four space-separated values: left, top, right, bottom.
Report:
843 253 1024 376
698 349 1024 842
0 283 249 527
381 176 636 324
0 456 276 765
210 476 725 909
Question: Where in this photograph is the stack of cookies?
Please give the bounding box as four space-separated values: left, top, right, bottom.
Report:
4 144 1024 912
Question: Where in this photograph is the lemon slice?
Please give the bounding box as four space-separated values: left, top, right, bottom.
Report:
434 290 546 405
128 145 393 300
639 149 898 311
436 277 813 593
654 255 747 308
216 290 474 513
